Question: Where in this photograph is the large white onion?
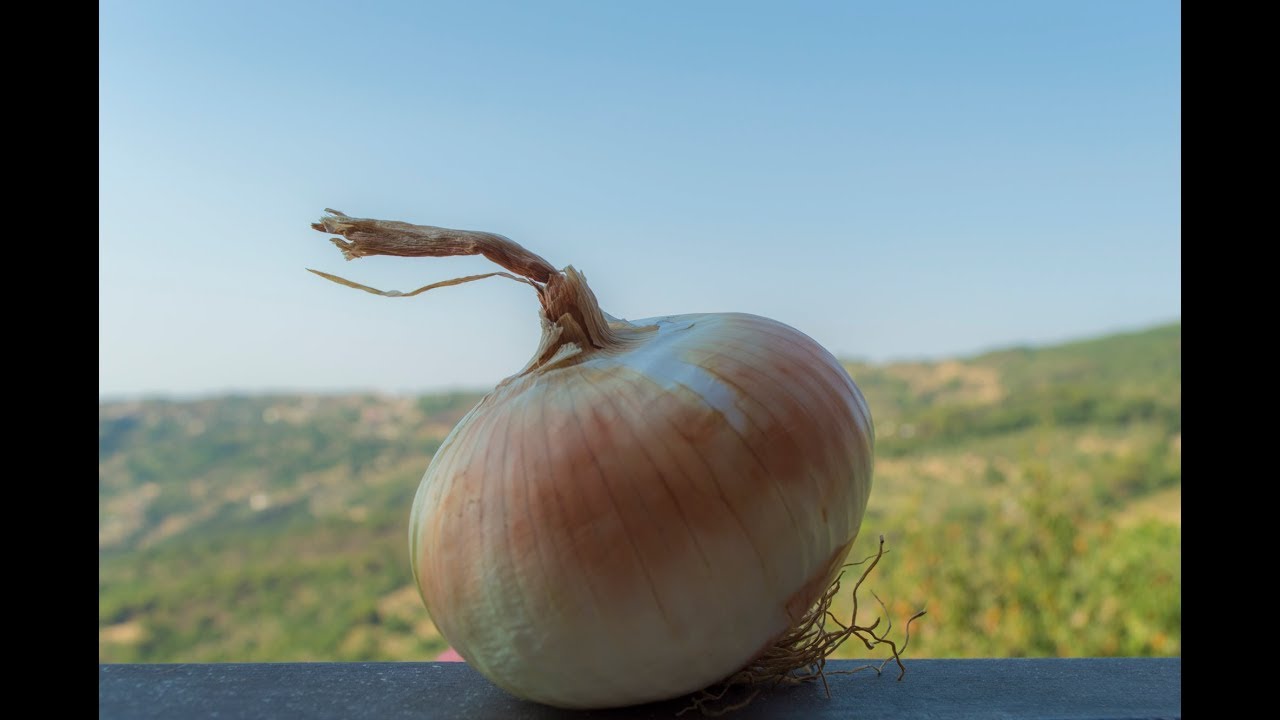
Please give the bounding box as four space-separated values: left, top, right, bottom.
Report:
311 211 875 709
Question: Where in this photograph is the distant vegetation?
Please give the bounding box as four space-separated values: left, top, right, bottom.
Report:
100 323 1180 662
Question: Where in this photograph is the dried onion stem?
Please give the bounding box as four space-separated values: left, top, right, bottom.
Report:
309 209 655 375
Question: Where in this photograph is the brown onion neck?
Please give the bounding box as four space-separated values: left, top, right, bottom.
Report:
312 209 650 374
312 209 559 282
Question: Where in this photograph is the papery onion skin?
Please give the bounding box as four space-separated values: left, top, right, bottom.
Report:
409 311 874 709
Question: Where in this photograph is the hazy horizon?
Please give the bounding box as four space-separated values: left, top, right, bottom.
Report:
100 1 1180 398
98 317 1179 402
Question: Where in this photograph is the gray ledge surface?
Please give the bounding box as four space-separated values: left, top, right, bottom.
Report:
99 657 1180 719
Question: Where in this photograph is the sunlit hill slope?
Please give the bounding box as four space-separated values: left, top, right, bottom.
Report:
100 322 1180 661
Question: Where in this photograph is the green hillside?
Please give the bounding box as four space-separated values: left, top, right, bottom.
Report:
99 323 1181 662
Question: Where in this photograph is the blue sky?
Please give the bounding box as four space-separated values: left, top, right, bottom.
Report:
99 1 1180 398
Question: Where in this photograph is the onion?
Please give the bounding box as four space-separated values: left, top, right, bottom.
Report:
310 210 875 709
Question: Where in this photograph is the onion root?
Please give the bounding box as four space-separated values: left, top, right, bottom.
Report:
678 535 927 716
